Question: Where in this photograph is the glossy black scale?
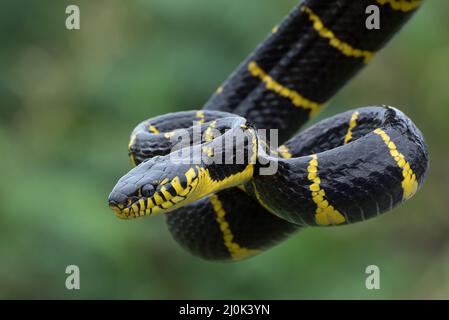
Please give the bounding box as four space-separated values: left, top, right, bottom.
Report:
203 0 420 141
250 107 428 226
166 188 299 260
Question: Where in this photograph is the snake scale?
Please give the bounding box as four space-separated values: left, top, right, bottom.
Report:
108 0 429 261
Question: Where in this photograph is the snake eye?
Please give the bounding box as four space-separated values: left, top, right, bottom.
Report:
141 184 155 198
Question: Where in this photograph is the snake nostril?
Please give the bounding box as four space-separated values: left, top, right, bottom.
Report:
108 199 118 207
108 195 123 207
108 192 127 207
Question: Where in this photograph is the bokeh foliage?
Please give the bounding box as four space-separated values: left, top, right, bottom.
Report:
0 0 448 299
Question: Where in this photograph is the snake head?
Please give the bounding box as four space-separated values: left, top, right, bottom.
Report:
108 155 202 219
109 115 258 219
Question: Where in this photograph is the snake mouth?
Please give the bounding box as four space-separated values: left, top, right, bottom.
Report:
109 167 201 219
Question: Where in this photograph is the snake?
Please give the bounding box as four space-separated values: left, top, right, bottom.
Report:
108 0 429 261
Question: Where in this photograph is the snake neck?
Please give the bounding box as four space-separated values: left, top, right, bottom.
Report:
166 122 261 211
192 124 259 198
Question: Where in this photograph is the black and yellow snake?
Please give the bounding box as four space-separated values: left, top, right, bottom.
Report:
108 0 429 261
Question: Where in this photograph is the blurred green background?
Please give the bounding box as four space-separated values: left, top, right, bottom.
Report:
0 0 448 299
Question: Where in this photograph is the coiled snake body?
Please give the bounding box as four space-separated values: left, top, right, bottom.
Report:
108 0 429 261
